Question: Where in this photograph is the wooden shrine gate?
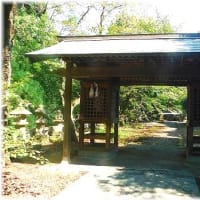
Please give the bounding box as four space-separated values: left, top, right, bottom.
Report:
27 33 200 161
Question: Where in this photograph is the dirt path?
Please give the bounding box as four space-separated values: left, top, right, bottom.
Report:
115 122 187 168
2 162 86 199
3 122 200 199
68 122 200 199
72 122 187 168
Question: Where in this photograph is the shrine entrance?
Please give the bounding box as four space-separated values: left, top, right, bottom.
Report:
27 33 200 162
79 84 188 152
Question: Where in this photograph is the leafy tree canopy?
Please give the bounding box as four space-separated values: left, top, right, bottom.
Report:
10 3 63 125
108 11 174 34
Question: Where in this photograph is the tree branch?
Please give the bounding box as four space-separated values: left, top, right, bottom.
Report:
77 6 92 25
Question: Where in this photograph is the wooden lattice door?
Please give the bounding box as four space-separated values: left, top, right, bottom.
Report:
79 80 119 149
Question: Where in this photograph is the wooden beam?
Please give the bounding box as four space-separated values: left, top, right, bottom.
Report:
56 55 200 85
62 59 72 162
71 62 200 79
119 76 188 86
56 66 200 86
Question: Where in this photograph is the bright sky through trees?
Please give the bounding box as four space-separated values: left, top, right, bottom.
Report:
126 0 200 32
70 0 200 33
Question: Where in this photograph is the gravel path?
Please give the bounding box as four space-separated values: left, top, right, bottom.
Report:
2 162 86 199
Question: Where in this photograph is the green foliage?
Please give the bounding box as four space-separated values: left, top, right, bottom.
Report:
72 79 80 100
108 11 174 34
3 126 48 164
10 4 63 125
33 69 63 124
4 3 64 164
119 86 187 124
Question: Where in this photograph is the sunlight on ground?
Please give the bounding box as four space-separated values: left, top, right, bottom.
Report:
119 122 180 146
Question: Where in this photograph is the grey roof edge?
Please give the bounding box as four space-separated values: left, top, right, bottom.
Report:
57 33 200 42
26 52 200 60
26 33 200 61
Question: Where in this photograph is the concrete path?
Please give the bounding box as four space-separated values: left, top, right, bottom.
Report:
52 122 200 199
52 165 199 200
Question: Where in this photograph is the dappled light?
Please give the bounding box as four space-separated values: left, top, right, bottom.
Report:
67 122 200 199
95 168 198 199
72 122 187 167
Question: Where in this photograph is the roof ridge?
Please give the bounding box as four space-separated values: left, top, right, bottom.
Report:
58 33 200 42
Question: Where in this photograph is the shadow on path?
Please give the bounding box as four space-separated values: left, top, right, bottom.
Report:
70 122 200 199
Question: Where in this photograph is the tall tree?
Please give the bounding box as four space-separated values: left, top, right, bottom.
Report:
90 1 124 34
3 3 16 86
3 3 16 124
47 1 125 35
10 3 62 124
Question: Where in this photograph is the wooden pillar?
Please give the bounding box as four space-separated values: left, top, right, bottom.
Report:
106 122 111 149
187 85 193 154
79 121 84 149
187 82 200 154
187 125 193 153
114 87 119 149
114 122 118 149
90 122 95 144
62 59 72 162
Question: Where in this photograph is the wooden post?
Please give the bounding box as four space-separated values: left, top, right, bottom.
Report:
90 122 95 144
187 125 193 154
114 122 118 149
79 121 84 149
187 84 194 155
62 59 72 162
114 87 119 149
106 122 111 149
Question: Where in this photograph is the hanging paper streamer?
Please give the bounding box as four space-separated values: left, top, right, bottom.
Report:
94 82 99 98
89 84 94 98
89 82 99 98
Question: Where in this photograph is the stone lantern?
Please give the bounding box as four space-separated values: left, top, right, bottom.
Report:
54 110 64 125
35 105 46 135
10 106 32 139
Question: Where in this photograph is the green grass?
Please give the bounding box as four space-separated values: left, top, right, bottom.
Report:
93 123 159 146
194 127 200 136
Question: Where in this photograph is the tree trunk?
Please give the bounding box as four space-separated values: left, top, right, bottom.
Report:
3 3 16 124
2 3 16 166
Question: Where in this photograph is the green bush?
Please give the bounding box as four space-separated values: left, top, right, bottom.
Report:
119 86 187 124
3 126 48 164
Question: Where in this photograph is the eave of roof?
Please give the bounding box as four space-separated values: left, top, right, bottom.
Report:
26 33 200 60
